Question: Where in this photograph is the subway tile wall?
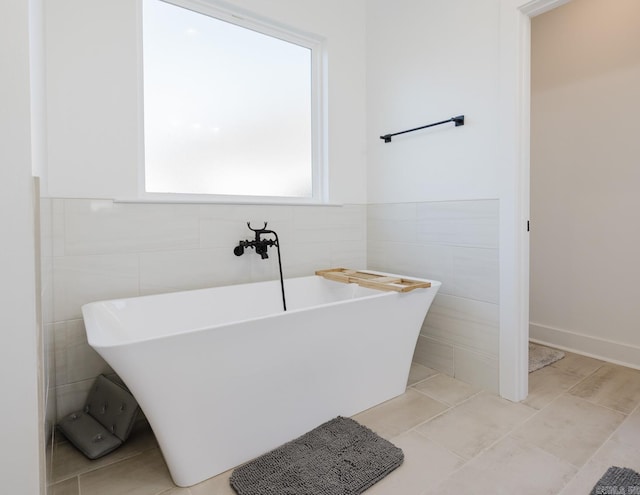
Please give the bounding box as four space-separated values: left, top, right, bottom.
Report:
45 197 497 421
47 199 367 420
367 200 500 392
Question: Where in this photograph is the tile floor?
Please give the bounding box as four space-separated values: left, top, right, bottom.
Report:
49 348 640 494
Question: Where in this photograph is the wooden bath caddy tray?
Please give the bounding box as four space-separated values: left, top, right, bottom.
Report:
315 268 431 293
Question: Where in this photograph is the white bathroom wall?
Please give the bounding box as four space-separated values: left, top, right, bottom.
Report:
366 0 501 203
0 0 44 491
530 0 640 366
44 0 367 205
366 0 502 391
51 200 366 418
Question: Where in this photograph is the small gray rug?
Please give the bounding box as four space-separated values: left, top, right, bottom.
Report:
229 416 403 495
591 466 640 494
529 343 565 373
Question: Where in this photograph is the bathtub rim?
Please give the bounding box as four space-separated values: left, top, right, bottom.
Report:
82 272 441 349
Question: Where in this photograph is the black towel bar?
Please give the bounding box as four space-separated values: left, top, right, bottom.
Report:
380 115 464 143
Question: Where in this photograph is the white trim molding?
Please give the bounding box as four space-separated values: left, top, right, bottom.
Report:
519 0 572 17
530 323 640 371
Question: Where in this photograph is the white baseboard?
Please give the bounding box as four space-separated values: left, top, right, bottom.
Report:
530 322 640 371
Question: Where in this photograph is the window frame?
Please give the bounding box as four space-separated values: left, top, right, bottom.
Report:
137 0 327 204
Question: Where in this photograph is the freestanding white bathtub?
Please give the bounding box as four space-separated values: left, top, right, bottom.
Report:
82 272 440 487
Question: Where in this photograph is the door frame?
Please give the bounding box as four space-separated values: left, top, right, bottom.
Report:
498 0 572 401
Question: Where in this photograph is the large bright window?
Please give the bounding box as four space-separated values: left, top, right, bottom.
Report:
142 0 323 200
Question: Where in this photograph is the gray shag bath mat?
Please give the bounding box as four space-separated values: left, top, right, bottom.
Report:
591 466 640 494
529 343 565 373
229 416 403 495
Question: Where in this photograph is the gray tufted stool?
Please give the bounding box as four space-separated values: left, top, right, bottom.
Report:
57 374 140 459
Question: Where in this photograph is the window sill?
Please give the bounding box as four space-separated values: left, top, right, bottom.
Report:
115 194 343 207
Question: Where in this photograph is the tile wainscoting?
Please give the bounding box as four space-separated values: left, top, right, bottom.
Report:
367 199 500 392
43 199 367 421
43 197 499 423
